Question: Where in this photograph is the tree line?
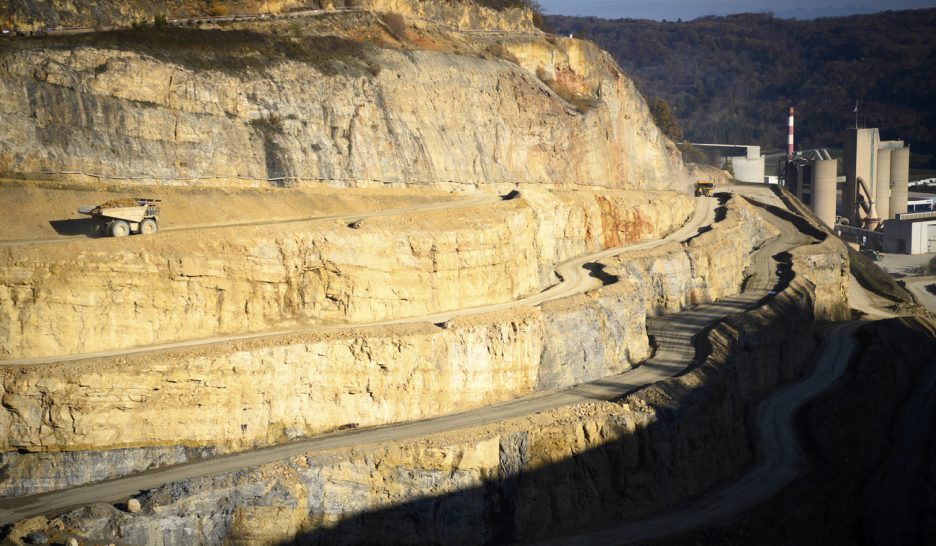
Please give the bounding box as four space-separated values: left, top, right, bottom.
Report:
544 9 936 168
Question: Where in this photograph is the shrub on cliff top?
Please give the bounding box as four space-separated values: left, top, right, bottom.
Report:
208 2 230 17
381 13 406 40
476 0 541 10
475 0 543 27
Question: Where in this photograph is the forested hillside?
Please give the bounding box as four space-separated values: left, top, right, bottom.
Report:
545 9 936 168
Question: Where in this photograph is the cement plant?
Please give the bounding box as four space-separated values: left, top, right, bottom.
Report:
0 1 934 545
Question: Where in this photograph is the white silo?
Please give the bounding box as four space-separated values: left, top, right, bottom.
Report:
843 128 880 226
890 147 910 216
812 159 838 228
875 148 892 221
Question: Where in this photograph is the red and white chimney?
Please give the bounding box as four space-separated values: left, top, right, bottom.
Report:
787 107 795 160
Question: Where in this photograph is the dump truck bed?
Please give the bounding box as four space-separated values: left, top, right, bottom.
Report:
78 199 160 222
91 205 146 223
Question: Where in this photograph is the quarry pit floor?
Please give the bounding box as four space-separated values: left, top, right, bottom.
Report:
0 182 921 544
1 186 793 524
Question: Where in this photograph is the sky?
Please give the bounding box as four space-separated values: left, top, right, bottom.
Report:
537 0 936 20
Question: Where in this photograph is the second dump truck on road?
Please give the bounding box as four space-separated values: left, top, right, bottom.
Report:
694 181 715 197
78 198 161 237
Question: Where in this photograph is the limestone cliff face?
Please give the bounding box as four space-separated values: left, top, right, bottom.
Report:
606 199 778 316
773 190 851 321
0 9 685 192
3 0 536 33
0 190 692 359
25 232 850 544
0 196 772 494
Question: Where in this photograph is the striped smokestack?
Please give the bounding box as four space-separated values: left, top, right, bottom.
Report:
787 107 795 160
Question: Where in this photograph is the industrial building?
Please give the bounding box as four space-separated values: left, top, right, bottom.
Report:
786 157 838 226
697 108 921 253
691 144 766 184
841 128 910 229
882 210 936 254
777 119 918 253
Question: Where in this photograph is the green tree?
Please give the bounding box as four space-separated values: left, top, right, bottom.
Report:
545 10 936 168
648 98 684 142
723 158 735 177
678 141 707 164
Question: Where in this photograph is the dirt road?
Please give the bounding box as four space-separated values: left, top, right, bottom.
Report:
0 192 498 247
534 321 861 546
906 276 936 315
533 198 903 545
0 194 806 527
0 195 716 367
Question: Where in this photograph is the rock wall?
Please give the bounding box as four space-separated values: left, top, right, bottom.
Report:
0 190 692 359
0 445 219 498
605 197 778 316
3 0 298 31
354 0 537 31
0 196 771 495
0 12 685 192
669 317 936 546
21 205 850 544
767 191 851 321
2 0 535 33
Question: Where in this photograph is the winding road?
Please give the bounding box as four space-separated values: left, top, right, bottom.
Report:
533 197 912 545
0 192 727 525
1 193 715 367
0 193 502 248
535 322 861 546
0 189 874 541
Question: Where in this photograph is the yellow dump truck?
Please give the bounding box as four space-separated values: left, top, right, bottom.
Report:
78 198 161 237
694 181 715 197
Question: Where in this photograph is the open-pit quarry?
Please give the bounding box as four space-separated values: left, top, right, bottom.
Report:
1 1 935 545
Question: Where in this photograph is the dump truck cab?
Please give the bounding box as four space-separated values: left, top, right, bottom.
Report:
694 181 715 197
78 198 161 237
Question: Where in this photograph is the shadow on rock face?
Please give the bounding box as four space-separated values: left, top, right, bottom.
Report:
49 218 96 237
582 262 619 285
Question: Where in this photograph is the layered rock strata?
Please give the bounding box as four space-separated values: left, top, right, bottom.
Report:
770 188 851 321
0 195 771 494
0 190 693 359
12 204 851 544
2 0 536 34
0 10 685 192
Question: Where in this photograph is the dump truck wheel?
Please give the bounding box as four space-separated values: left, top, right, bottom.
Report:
140 218 158 235
110 220 130 237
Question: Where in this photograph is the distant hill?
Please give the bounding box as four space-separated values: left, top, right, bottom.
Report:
545 9 936 168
